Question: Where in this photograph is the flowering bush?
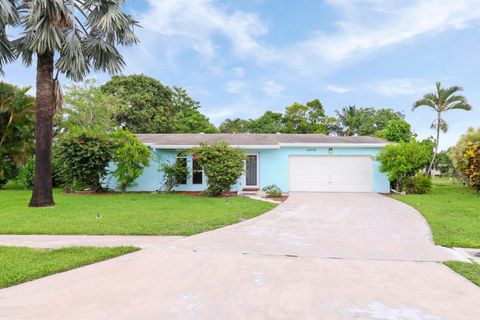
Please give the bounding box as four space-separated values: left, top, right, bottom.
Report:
462 142 480 192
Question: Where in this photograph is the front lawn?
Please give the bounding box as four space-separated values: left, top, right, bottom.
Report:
444 261 480 287
0 246 138 288
393 178 480 248
0 189 276 235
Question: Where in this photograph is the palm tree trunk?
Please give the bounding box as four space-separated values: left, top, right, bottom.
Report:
29 51 55 207
427 112 441 177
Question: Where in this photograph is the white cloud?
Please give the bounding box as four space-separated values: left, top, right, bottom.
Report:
292 0 480 65
364 78 430 97
140 0 480 74
225 80 245 94
142 0 270 60
325 84 350 94
261 80 284 97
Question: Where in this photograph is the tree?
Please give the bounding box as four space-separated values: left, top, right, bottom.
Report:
219 118 251 133
101 75 175 133
375 119 414 142
171 87 217 133
111 129 151 192
335 105 358 136
59 79 124 133
191 142 245 196
336 106 404 136
101 75 216 134
450 127 480 174
282 99 330 134
413 82 472 176
435 150 454 176
377 140 433 191
248 111 284 133
0 82 35 188
0 1 139 206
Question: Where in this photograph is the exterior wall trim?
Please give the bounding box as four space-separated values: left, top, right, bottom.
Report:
149 143 388 149
278 143 389 148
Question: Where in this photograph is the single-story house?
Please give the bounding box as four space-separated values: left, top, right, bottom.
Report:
107 133 390 193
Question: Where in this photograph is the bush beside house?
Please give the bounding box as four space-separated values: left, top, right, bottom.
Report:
377 140 433 193
191 142 245 196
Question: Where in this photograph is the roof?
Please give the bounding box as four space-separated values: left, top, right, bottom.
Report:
136 134 388 149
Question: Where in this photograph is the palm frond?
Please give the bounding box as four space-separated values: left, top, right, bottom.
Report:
55 28 88 81
84 0 139 46
412 97 436 110
83 35 125 74
2 0 139 81
441 85 463 101
0 0 19 26
448 101 472 111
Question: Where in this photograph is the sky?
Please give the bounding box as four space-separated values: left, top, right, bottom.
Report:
3 0 480 150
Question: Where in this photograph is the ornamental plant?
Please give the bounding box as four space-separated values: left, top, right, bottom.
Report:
160 160 190 192
262 184 282 198
462 142 480 192
377 140 433 192
191 142 245 197
111 129 151 192
54 129 113 192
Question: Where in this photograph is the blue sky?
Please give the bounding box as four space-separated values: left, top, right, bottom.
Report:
3 0 480 149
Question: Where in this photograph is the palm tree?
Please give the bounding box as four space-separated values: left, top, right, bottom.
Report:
0 1 139 206
413 82 472 176
335 105 357 136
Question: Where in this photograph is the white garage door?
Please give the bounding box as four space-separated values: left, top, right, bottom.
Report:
288 156 373 192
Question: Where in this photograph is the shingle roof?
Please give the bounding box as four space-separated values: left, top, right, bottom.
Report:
136 133 387 147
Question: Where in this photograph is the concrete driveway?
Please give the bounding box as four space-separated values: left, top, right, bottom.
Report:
1 193 479 319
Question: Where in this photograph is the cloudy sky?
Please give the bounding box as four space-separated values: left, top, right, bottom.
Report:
3 0 480 149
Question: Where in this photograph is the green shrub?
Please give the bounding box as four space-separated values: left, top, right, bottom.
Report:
402 173 432 194
160 159 190 192
17 156 35 189
262 184 282 197
111 129 151 192
377 140 433 191
462 142 480 192
54 129 114 192
191 142 245 197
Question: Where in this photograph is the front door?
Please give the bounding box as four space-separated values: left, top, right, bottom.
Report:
245 155 258 187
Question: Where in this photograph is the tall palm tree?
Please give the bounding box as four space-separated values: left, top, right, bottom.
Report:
0 0 139 206
413 82 472 176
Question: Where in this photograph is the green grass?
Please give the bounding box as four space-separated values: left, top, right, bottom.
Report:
393 178 480 248
0 246 138 288
444 261 480 287
0 189 276 235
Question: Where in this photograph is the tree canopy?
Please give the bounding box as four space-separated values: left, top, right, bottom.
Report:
101 75 216 133
0 82 35 187
336 106 404 136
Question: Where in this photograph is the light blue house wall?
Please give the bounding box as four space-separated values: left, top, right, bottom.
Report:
106 146 390 193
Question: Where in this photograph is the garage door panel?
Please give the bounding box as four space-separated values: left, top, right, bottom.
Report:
289 156 373 192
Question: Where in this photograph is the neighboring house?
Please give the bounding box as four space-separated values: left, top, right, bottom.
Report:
107 134 390 193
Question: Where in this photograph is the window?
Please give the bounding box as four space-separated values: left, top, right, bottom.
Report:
192 157 203 184
176 153 187 185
